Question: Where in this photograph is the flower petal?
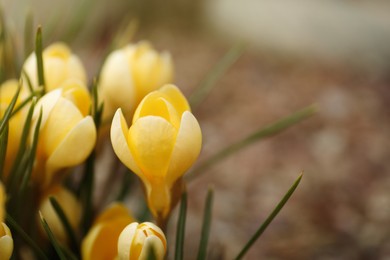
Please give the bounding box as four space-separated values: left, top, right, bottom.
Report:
0 223 13 260
159 84 190 114
166 111 202 184
46 116 96 184
117 222 139 260
128 116 176 181
99 50 136 116
111 109 144 181
95 203 134 225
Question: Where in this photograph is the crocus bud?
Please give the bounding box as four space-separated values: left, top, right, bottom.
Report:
23 42 87 92
82 203 134 260
39 185 81 244
99 41 173 121
111 84 201 220
0 80 30 177
117 222 166 260
32 86 96 187
0 223 13 260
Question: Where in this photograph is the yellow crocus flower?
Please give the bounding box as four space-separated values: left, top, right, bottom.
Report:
111 84 201 221
23 42 87 92
39 185 81 244
32 85 96 187
0 222 13 260
82 203 134 260
99 41 173 121
117 222 166 260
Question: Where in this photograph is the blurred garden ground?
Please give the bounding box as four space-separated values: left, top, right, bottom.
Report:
3 0 390 259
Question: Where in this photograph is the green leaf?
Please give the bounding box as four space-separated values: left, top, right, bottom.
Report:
39 212 70 260
234 173 303 260
197 188 214 260
81 150 95 233
175 191 187 260
49 196 79 252
7 99 36 193
6 213 49 260
19 107 42 193
21 69 35 94
0 124 8 178
0 82 21 134
35 26 45 92
187 105 316 180
189 43 245 109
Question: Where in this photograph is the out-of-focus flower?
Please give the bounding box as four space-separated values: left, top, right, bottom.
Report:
39 185 81 244
23 42 87 92
0 80 29 177
99 41 173 121
32 85 96 187
111 84 201 220
82 203 134 260
0 222 13 260
0 182 13 260
117 222 166 260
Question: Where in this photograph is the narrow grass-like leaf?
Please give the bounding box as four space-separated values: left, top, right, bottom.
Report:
0 83 21 134
81 151 95 233
175 191 187 260
234 173 303 260
187 105 316 180
39 212 68 260
11 92 39 117
35 26 45 92
6 213 49 260
7 100 35 193
0 124 8 178
189 44 245 109
21 69 34 94
24 10 34 59
197 188 214 260
49 196 79 252
19 107 42 193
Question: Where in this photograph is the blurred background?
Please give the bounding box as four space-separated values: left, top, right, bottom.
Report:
3 0 390 258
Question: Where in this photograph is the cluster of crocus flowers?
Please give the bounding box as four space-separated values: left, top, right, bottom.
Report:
99 41 173 121
0 35 201 259
111 84 202 222
0 182 13 259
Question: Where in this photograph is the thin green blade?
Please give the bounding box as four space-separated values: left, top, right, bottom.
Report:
35 26 45 92
234 173 303 260
175 191 187 260
0 82 21 134
196 188 214 260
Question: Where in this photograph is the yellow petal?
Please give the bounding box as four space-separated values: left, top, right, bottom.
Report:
82 217 133 260
117 222 138 260
128 116 176 181
159 84 190 114
111 109 144 182
45 116 96 185
94 203 134 225
99 50 136 115
132 93 180 129
0 223 13 260
34 89 62 131
166 111 202 184
61 79 91 117
41 97 84 157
